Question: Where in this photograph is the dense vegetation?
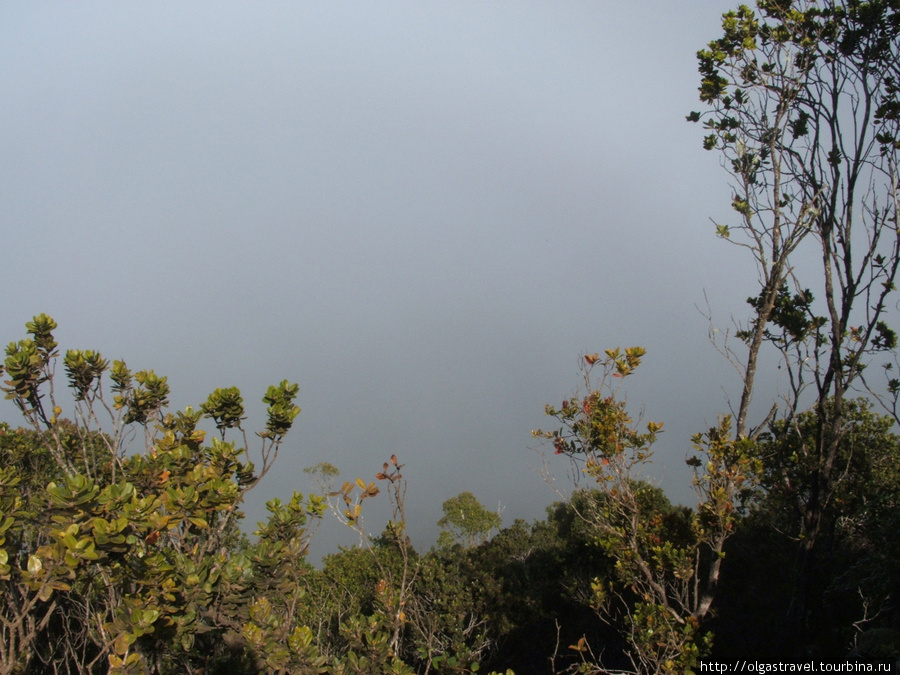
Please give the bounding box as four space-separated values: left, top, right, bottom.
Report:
2 1 900 672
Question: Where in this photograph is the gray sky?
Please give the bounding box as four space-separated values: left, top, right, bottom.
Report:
2 1 769 559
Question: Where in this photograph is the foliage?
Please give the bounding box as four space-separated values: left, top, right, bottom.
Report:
312 456 502 675
691 0 900 648
709 398 900 662
535 349 761 674
437 491 502 550
4 312 896 672
758 399 900 649
0 315 321 674
1 4 897 673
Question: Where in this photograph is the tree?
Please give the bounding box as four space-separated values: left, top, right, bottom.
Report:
535 349 761 674
437 492 502 550
0 315 324 674
754 399 900 651
305 459 507 675
0 318 524 675
710 398 900 661
691 0 900 645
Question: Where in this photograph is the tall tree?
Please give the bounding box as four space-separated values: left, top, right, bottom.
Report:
692 0 900 645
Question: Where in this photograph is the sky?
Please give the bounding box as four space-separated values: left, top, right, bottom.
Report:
1 1 772 560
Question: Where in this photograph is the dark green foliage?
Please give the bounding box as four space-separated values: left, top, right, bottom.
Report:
472 503 618 675
737 283 823 346
712 400 900 661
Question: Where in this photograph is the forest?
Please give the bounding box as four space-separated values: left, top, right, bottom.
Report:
2 1 900 673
